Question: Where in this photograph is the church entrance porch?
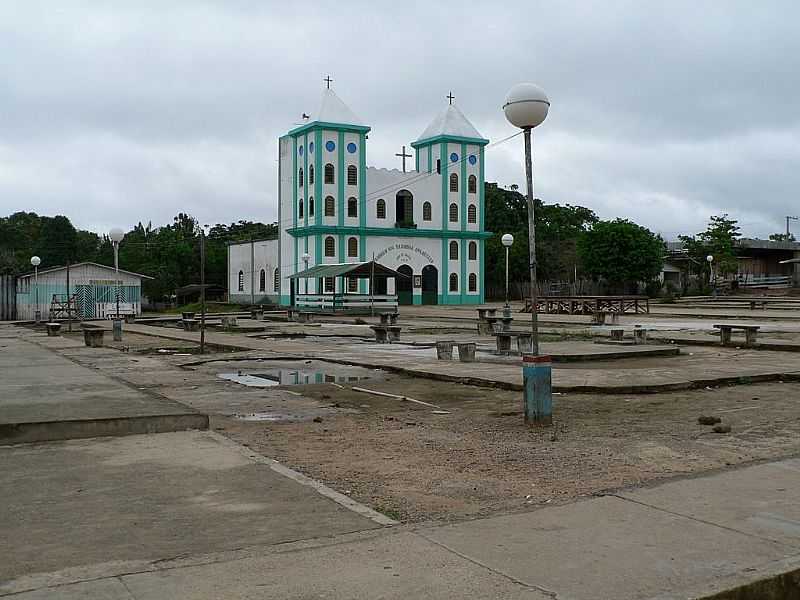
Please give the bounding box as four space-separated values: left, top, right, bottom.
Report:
422 264 438 305
396 265 413 305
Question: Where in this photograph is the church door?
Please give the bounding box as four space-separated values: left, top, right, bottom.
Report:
396 265 413 305
421 265 438 305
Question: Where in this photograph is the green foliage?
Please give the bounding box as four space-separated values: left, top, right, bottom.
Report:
679 214 741 278
769 232 795 242
483 182 597 293
577 219 665 292
0 211 277 302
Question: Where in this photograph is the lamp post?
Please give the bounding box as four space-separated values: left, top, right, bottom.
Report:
30 256 41 323
503 82 552 426
706 254 715 297
501 234 514 317
109 228 124 340
301 253 311 296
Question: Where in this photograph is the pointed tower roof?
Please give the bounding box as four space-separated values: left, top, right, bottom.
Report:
412 103 488 147
312 88 364 126
288 87 370 136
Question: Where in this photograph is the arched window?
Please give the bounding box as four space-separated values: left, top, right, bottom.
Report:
298 199 304 219
468 241 477 260
259 269 266 292
449 241 459 260
324 236 335 257
348 276 358 292
422 201 432 221
467 204 477 223
449 173 458 192
347 236 358 257
468 174 477 194
449 203 458 222
376 199 386 219
237 270 244 292
298 168 304 188
468 273 477 292
309 197 315 217
324 196 335 217
274 268 280 292
324 163 335 184
347 197 357 217
347 165 357 186
449 273 458 292
309 164 314 184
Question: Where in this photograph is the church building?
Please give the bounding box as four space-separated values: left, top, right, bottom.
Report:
228 84 491 306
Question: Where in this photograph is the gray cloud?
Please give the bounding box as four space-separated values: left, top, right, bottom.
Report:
1 0 799 238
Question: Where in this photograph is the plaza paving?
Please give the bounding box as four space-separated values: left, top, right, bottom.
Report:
3 303 800 598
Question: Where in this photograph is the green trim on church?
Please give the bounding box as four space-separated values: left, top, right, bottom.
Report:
288 121 370 137
411 133 489 149
286 225 491 240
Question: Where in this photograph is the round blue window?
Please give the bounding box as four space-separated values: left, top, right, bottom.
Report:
298 145 304 156
309 142 314 153
325 140 335 152
468 154 477 165
450 152 459 163
347 142 357 154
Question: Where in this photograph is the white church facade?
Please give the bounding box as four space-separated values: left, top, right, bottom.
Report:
228 86 490 306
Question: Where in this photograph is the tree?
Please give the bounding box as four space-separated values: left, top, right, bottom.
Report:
679 214 741 279
769 232 795 242
577 219 664 293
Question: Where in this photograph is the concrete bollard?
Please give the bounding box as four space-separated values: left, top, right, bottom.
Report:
523 354 553 426
436 341 455 360
83 329 105 347
46 322 61 336
370 326 388 343
495 333 513 354
633 325 647 345
457 342 476 362
112 319 123 342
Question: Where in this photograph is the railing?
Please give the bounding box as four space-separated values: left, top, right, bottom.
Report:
295 293 398 312
523 295 650 314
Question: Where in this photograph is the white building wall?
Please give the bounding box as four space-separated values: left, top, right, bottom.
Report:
228 239 279 302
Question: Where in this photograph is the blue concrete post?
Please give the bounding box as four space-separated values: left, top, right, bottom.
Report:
523 354 553 426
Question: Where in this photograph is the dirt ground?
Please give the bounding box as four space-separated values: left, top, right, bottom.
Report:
217 374 800 523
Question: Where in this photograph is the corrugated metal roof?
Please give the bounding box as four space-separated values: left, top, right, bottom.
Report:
17 262 153 280
288 261 408 280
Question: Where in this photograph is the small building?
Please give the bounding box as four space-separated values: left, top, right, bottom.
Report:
15 262 152 321
227 238 280 305
174 284 227 305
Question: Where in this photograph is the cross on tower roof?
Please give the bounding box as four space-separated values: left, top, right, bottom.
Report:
447 91 455 105
324 75 333 89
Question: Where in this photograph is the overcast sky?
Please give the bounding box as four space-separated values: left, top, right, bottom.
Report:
2 1 799 240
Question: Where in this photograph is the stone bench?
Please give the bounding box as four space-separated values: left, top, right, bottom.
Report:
610 328 624 341
181 311 195 321
457 342 476 362
221 315 238 329
713 323 759 347
45 322 61 336
81 326 105 347
379 312 398 325
436 341 455 360
496 332 534 355
477 317 498 336
476 307 497 321
297 312 315 324
370 325 401 343
250 309 264 320
182 318 199 332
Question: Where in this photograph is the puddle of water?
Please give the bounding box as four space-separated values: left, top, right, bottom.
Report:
218 368 373 387
235 412 291 421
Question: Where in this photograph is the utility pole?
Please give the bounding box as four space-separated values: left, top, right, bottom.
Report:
200 228 206 354
786 215 798 238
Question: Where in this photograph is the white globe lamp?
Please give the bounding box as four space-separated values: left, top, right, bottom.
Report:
501 234 514 247
30 256 41 267
503 83 550 130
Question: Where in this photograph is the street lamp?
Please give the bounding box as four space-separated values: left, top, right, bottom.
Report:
501 234 514 316
109 227 124 340
706 254 715 297
301 253 311 296
30 256 41 323
503 82 551 426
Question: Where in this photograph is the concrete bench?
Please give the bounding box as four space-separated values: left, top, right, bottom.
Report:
610 328 624 341
495 332 532 354
379 312 398 325
82 327 105 347
749 300 768 310
297 312 315 324
713 323 760 347
476 308 497 321
370 325 401 343
436 341 455 360
45 322 61 336
477 316 499 336
182 319 199 332
181 312 195 320
221 315 238 329
633 325 648 345
250 309 264 320
457 342 476 362
495 332 515 354
499 316 513 332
